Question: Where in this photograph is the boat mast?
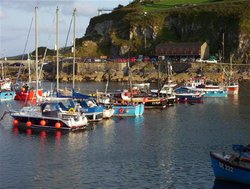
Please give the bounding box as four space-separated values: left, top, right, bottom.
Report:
56 7 59 92
229 53 234 83
28 53 31 84
1 62 3 80
157 61 160 97
35 7 39 98
72 8 76 89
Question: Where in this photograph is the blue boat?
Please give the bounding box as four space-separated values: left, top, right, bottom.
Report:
76 99 103 122
0 91 15 101
72 90 104 122
232 144 250 158
203 90 227 97
185 86 227 97
213 179 250 189
174 87 204 103
0 78 15 101
210 152 250 185
185 76 228 97
112 103 144 117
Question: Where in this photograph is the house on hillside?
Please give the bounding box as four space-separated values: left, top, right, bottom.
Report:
155 42 209 61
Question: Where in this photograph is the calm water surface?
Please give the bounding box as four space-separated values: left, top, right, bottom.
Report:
0 82 250 189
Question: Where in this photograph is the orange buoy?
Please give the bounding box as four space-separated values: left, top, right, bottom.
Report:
26 121 32 127
13 119 19 127
40 120 46 126
55 122 61 128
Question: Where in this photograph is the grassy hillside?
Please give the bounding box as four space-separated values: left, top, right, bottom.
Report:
143 0 246 11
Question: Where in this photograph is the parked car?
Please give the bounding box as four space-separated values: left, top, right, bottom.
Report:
10 62 25 67
206 59 217 63
196 58 204 63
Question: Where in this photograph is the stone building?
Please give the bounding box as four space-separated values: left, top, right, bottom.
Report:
155 42 209 60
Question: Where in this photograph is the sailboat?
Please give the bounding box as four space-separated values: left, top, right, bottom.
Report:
0 60 15 101
10 7 88 131
224 54 239 95
63 9 113 120
14 53 43 101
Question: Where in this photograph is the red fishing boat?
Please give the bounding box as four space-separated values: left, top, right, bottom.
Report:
14 83 43 101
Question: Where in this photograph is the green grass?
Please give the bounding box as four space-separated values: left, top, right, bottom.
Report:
143 0 244 11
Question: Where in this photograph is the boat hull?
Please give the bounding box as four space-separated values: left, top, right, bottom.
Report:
204 91 227 97
210 152 250 185
144 98 168 109
0 91 15 101
11 109 88 131
176 94 204 103
113 103 144 116
14 89 43 101
103 108 114 119
226 85 239 95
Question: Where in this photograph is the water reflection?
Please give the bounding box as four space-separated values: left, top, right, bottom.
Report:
213 179 250 189
228 94 239 106
112 116 144 127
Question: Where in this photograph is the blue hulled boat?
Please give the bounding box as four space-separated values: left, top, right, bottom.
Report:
210 151 250 185
113 103 144 117
174 87 204 103
185 76 228 97
0 78 15 101
72 90 104 121
0 91 15 101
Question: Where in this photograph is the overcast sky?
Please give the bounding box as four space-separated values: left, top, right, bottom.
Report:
0 0 131 57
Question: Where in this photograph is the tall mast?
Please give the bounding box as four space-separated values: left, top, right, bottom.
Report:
28 53 31 83
1 62 3 80
35 7 39 97
222 33 225 63
56 7 59 92
72 8 76 89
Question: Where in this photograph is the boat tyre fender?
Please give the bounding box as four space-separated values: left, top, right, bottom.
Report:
119 108 124 114
68 108 75 114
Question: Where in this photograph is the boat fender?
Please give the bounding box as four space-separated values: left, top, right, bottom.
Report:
26 121 32 127
119 108 124 114
40 120 46 126
13 119 19 127
55 122 61 128
68 108 75 114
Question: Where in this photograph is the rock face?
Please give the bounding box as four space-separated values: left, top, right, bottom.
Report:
82 1 250 63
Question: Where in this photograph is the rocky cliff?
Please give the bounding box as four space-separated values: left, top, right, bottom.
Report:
79 1 250 63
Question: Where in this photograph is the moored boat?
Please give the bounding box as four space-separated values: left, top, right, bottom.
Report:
185 76 227 97
210 147 250 185
0 78 15 101
0 90 15 101
112 103 144 117
225 83 239 95
174 87 204 103
11 100 88 131
112 89 169 109
14 84 43 101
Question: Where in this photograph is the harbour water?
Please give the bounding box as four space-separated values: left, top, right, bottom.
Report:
0 82 249 189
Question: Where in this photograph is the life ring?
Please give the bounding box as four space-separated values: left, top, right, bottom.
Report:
68 108 75 114
119 108 124 114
